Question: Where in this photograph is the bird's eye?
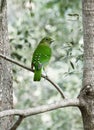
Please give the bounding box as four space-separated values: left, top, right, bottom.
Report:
45 38 48 40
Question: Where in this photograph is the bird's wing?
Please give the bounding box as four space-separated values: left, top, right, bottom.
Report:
32 44 51 69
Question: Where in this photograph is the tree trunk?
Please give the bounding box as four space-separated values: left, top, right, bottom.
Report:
78 0 94 130
0 0 13 129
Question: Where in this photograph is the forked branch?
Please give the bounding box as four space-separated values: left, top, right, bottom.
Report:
0 99 80 118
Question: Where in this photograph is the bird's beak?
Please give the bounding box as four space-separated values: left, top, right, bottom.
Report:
51 40 54 43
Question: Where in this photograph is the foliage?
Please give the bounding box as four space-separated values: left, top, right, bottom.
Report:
8 0 83 130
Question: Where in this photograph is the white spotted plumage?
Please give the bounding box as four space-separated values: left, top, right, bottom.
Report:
31 36 53 81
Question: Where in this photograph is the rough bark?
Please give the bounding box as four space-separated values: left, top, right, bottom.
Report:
0 0 94 130
0 0 13 129
78 0 94 130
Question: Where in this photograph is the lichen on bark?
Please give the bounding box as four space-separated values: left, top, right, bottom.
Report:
0 0 13 129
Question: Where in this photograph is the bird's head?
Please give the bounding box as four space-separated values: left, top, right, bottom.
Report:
40 37 54 45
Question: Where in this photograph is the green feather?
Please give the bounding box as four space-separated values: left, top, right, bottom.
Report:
31 37 53 81
34 69 42 81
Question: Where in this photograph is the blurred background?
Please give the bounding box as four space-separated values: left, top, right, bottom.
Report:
8 0 83 130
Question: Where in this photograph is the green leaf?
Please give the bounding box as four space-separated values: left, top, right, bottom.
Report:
68 13 79 17
70 61 75 69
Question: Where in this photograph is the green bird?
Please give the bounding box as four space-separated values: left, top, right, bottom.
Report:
31 37 53 81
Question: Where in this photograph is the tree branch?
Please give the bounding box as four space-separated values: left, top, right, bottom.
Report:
8 98 80 130
10 116 24 130
0 99 80 118
0 54 65 98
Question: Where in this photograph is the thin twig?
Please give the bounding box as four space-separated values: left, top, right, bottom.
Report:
0 54 65 98
10 116 24 130
43 76 65 98
0 99 80 118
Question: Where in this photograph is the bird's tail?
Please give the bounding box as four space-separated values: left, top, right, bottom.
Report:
34 69 42 81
